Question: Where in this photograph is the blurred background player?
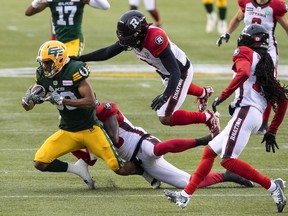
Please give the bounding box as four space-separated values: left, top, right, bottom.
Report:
25 0 110 56
128 0 162 27
50 18 56 40
203 0 228 35
216 0 288 135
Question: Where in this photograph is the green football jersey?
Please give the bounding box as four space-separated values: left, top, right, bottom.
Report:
35 60 100 132
48 0 85 43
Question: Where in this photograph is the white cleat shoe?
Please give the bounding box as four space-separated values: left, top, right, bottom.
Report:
74 159 95 189
206 12 217 33
271 178 286 212
217 20 227 35
164 189 190 209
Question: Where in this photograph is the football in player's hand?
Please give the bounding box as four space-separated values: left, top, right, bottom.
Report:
30 84 46 104
31 84 46 98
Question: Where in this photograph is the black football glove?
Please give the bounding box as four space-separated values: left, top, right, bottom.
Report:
261 131 279 153
212 97 223 112
151 93 169 111
228 104 236 116
216 33 230 47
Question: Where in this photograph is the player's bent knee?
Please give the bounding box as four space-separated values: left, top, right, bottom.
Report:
220 158 234 169
34 161 47 171
159 116 171 125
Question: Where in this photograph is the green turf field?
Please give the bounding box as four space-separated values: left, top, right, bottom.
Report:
1 1 288 216
1 75 288 216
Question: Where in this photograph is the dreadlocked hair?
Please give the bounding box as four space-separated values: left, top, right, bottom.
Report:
254 50 288 111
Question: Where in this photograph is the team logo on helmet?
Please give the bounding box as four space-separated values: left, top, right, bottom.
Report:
155 35 164 45
48 46 64 58
128 17 141 30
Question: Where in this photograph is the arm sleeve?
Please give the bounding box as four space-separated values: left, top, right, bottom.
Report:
88 0 110 10
78 42 124 62
268 100 288 134
158 46 181 97
220 48 252 100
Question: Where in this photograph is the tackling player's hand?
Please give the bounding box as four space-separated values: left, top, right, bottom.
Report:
212 97 223 112
216 33 230 47
151 93 168 111
261 131 279 153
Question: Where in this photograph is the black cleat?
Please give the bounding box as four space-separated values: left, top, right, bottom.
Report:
223 170 254 187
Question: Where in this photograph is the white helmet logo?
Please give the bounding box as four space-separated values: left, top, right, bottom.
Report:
129 18 140 29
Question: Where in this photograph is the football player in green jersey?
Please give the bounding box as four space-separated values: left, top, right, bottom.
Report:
21 40 141 189
25 0 110 56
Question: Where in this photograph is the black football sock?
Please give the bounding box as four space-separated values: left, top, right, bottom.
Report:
44 159 68 172
195 134 212 146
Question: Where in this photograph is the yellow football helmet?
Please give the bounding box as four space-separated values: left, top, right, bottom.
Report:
36 40 70 78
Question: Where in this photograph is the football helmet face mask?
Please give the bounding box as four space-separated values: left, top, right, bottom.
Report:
237 24 269 50
116 10 148 49
36 40 70 78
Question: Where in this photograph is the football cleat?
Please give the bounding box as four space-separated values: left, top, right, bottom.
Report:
74 159 96 189
205 110 221 138
206 12 217 33
223 170 254 188
164 189 190 209
271 178 286 212
197 86 214 112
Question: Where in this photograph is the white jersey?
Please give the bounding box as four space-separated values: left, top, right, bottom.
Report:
239 0 287 68
132 26 194 117
96 102 191 188
209 46 268 159
230 47 267 113
132 26 189 78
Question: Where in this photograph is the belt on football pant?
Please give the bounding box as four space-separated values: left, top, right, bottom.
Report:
130 133 151 162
